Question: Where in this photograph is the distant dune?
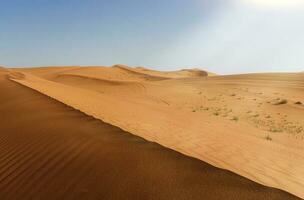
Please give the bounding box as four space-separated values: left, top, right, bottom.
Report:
5 65 304 199
19 64 211 80
0 66 7 71
131 65 212 78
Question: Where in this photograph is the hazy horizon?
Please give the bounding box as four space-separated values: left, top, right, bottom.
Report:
1 64 303 76
1 0 304 74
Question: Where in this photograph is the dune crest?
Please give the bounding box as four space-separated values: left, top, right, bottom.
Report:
11 66 304 199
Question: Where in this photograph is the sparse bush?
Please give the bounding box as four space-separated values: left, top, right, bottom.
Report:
231 116 239 121
265 135 272 141
213 111 219 116
273 99 287 105
295 101 302 105
269 127 282 133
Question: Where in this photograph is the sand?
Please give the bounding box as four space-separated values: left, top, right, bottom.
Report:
5 66 304 198
0 69 300 199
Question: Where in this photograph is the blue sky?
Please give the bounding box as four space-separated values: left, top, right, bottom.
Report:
1 0 303 74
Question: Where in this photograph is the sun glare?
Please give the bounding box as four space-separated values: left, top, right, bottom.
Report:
242 0 304 9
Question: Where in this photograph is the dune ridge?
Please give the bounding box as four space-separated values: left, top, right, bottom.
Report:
11 66 304 199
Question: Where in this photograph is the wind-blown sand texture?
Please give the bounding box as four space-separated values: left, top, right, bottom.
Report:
5 66 304 198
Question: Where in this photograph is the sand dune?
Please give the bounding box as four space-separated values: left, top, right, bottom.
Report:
8 66 304 198
0 67 8 72
132 65 212 78
1 69 300 199
19 65 211 81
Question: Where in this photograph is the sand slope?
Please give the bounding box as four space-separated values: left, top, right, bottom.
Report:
1 70 300 199
11 66 304 198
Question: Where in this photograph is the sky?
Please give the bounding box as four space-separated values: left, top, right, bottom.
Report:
1 0 304 74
